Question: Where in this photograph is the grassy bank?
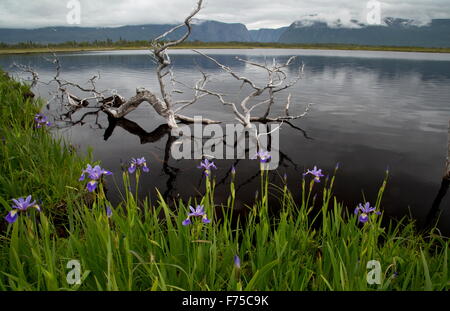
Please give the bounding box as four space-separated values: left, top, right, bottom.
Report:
1 41 450 55
0 71 89 220
0 71 448 291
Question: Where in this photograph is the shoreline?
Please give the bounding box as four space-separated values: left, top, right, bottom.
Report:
1 43 450 55
1 70 449 291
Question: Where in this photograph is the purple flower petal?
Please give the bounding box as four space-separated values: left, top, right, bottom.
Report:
128 157 149 173
304 166 325 182
136 157 146 165
198 159 217 174
188 205 206 217
255 150 272 163
106 206 113 218
234 255 241 269
359 213 369 223
12 196 36 211
128 165 136 174
11 199 20 208
182 218 191 226
5 210 18 224
25 195 32 204
87 180 98 192
34 114 52 128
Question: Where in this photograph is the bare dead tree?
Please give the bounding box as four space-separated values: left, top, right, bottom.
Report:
102 0 219 127
193 51 313 128
20 0 216 129
18 0 312 133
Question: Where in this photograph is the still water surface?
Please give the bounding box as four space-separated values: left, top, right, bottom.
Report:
1 49 449 233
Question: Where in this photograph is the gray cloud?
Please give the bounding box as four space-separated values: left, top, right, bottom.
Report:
0 0 449 29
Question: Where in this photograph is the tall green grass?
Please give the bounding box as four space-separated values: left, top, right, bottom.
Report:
0 70 448 291
0 70 90 220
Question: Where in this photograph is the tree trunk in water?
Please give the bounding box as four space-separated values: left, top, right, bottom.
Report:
103 89 178 127
103 88 220 128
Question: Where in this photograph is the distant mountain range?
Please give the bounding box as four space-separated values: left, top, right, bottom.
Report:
1 17 449 47
249 27 289 43
279 18 450 47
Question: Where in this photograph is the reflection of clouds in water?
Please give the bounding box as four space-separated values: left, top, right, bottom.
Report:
4 50 449 138
289 63 449 138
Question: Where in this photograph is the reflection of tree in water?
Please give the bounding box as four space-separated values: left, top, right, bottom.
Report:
102 115 313 206
425 123 450 231
51 109 450 235
104 116 179 199
426 177 449 230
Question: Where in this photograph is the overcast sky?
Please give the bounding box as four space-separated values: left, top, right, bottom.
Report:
0 0 449 29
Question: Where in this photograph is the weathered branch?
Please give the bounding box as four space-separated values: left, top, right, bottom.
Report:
103 88 219 126
12 63 39 87
193 50 260 91
194 50 311 127
103 89 166 118
152 0 204 112
39 2 219 129
172 71 209 114
19 0 312 133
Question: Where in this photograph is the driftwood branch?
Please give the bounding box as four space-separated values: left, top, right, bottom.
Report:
12 63 39 87
147 0 205 126
19 0 312 132
103 88 218 125
193 50 312 128
34 1 219 128
103 0 221 127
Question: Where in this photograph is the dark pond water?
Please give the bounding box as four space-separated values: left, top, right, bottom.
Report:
1 49 450 234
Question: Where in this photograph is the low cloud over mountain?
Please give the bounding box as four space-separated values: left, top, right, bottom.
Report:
1 17 449 47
